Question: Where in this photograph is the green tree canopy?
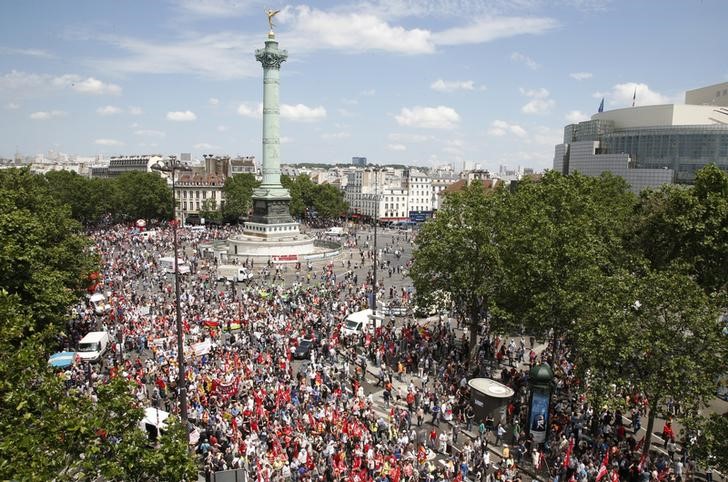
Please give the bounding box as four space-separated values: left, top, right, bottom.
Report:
629 164 728 296
0 168 95 336
222 173 259 223
199 197 223 224
574 270 728 456
410 181 506 355
282 174 348 219
111 171 173 222
0 168 196 481
495 171 636 340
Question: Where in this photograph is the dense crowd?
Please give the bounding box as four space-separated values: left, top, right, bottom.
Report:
57 223 708 482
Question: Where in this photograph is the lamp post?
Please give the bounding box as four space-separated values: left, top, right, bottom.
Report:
152 155 191 425
372 167 382 317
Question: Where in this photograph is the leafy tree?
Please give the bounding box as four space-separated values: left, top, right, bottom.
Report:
199 198 222 224
0 168 95 335
282 174 314 218
111 171 173 222
43 170 110 226
76 377 197 482
574 270 727 457
683 412 728 474
313 183 348 219
222 173 259 223
410 182 506 356
0 168 196 480
630 164 728 296
282 174 347 219
496 171 635 341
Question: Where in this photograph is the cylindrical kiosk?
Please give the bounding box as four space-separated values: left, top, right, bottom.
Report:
468 378 515 425
527 363 554 445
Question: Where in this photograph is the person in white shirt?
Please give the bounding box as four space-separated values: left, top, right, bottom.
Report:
438 431 448 454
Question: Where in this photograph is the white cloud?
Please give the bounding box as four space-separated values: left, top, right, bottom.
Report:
532 126 562 146
97 105 122 116
93 33 257 80
134 129 166 138
166 110 197 121
72 77 122 95
511 52 540 70
0 70 121 97
360 89 376 96
175 0 253 17
522 98 555 114
281 104 327 122
395 106 460 129
430 79 477 93
432 16 557 46
237 102 263 118
570 72 593 81
95 138 124 146
5 102 20 110
280 5 434 54
321 131 351 140
217 125 228 132
388 144 407 151
128 106 143 115
29 110 66 120
520 87 555 114
193 142 219 149
488 120 527 137
280 136 293 144
388 133 430 143
565 110 589 123
0 47 54 58
208 97 220 106
596 82 674 107
85 8 556 80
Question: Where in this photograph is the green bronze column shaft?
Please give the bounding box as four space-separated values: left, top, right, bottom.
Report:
255 32 289 199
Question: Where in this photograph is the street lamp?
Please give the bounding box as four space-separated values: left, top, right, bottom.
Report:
371 167 383 317
151 155 192 425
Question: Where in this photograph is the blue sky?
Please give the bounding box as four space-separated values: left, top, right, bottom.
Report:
1 0 726 170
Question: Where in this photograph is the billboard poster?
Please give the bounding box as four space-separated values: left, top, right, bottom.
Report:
529 389 550 443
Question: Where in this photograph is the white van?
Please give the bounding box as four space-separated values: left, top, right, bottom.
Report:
159 256 191 275
139 230 156 241
341 309 386 337
325 227 345 236
89 293 111 315
77 331 110 363
217 264 254 283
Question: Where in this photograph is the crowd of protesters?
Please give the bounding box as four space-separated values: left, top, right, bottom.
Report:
56 222 711 482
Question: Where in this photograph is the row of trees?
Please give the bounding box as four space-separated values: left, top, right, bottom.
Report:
43 169 349 226
203 173 349 224
411 166 728 465
0 168 196 480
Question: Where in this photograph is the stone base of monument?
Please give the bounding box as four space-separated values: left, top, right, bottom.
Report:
225 232 341 264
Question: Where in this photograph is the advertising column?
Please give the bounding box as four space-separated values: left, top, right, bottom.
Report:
527 363 554 444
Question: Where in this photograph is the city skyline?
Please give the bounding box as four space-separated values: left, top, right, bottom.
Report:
1 0 726 170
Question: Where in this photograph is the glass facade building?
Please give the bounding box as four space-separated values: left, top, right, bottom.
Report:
557 119 728 189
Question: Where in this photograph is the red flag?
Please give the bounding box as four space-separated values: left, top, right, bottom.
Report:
638 452 647 473
563 438 575 468
596 451 610 482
